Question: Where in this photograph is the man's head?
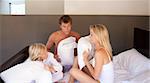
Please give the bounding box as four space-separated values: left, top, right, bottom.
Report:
59 15 72 35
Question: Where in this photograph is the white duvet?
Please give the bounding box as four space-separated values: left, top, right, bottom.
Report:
113 48 150 83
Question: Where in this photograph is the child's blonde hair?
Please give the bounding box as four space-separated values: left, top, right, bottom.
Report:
90 24 113 58
29 43 46 61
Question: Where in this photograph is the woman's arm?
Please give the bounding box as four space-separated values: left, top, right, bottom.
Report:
93 51 104 79
84 50 104 80
83 50 94 77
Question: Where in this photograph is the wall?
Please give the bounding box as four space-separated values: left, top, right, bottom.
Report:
149 0 150 15
19 0 149 15
0 0 25 14
0 0 10 14
25 0 64 15
0 15 149 64
0 15 2 63
64 0 149 15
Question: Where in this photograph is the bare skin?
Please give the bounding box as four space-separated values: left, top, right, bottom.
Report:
46 21 80 83
69 28 111 83
46 22 80 62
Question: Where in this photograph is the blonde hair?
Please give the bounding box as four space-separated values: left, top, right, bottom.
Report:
29 43 46 61
90 24 113 58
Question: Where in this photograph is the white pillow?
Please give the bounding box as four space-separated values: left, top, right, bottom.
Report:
57 37 77 65
77 36 94 69
0 61 52 83
113 48 150 76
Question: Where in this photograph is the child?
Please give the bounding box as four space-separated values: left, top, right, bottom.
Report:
26 43 63 82
1 43 54 83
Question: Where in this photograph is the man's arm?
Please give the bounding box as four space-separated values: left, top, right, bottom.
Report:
46 33 55 52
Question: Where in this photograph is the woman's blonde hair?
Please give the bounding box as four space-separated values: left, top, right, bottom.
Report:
90 24 113 58
29 43 46 61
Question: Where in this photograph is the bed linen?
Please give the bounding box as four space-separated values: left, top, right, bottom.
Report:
113 48 150 83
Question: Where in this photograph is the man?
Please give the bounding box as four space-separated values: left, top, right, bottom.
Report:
46 15 80 62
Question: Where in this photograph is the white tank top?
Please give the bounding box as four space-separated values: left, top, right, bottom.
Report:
99 61 114 83
91 54 114 83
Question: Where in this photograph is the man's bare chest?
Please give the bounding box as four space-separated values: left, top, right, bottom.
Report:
54 35 68 46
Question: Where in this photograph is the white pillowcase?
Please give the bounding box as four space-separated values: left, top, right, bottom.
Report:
57 37 77 66
0 61 52 83
113 48 150 76
77 36 94 69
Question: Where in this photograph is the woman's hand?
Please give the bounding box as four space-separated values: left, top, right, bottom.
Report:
83 49 89 63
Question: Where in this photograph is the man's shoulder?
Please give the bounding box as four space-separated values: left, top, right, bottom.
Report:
70 31 80 41
71 31 80 36
51 30 60 34
50 31 60 37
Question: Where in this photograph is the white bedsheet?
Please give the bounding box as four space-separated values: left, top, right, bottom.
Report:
113 48 150 83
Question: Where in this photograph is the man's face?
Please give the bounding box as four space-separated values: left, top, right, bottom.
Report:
60 22 72 35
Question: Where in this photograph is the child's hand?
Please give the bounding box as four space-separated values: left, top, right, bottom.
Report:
54 54 61 62
44 64 50 71
44 64 56 73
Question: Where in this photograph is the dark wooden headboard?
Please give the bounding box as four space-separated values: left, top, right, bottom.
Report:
134 28 149 58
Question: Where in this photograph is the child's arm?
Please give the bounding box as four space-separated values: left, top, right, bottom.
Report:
44 64 56 73
44 52 63 72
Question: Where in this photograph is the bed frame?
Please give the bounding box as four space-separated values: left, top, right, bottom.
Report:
134 28 149 58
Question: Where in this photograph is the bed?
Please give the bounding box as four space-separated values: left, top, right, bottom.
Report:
0 28 149 83
0 46 29 83
113 28 150 83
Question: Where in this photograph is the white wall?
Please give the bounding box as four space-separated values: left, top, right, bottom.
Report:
0 0 25 14
0 0 10 14
64 0 149 15
26 0 64 15
1 0 149 15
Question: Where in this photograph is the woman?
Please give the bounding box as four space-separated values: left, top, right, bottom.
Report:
69 24 114 83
